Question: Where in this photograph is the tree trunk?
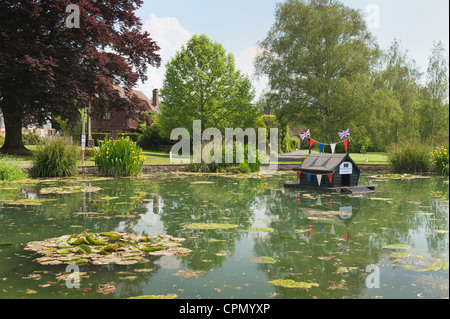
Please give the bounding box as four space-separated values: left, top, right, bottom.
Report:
0 99 32 156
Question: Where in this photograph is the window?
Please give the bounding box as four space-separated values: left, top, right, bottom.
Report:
103 112 112 121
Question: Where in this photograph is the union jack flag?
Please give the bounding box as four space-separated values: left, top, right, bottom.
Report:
339 129 350 139
300 129 310 141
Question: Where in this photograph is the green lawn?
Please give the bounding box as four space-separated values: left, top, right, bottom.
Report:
2 145 389 167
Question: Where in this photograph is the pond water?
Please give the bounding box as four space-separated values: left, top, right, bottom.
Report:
0 172 448 299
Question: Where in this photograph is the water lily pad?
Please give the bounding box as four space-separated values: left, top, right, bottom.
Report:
40 186 101 194
383 244 410 250
174 269 207 278
25 231 190 266
185 223 239 230
249 227 274 233
250 256 277 264
128 294 178 299
268 279 319 289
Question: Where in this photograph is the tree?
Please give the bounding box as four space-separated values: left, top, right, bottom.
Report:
372 39 421 148
158 34 257 138
255 0 379 143
426 41 449 148
0 0 161 155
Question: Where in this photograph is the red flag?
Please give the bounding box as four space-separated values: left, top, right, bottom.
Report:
327 173 333 184
343 139 349 151
309 225 315 235
309 139 315 150
297 171 301 182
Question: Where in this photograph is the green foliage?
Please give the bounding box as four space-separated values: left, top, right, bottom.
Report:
94 137 145 176
159 34 258 138
187 143 261 173
0 156 27 182
84 147 97 157
431 145 449 175
91 133 109 147
387 142 433 173
31 138 79 177
256 0 379 142
137 120 171 150
0 134 4 147
117 133 140 142
22 133 41 145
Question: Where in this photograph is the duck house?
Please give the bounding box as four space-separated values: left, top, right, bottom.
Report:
285 153 375 194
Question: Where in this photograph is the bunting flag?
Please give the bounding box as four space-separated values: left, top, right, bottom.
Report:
309 139 315 150
316 174 323 186
297 171 301 182
327 173 334 184
339 128 350 139
330 144 336 154
316 195 322 206
300 129 310 141
307 174 312 184
357 171 361 183
319 143 325 153
343 139 349 151
309 225 315 235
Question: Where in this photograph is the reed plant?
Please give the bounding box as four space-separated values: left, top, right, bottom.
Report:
388 142 433 173
31 138 79 177
95 137 145 176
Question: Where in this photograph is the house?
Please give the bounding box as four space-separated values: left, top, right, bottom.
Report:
91 87 160 139
285 153 375 194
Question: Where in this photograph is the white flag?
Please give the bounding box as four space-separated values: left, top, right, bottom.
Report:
317 174 323 187
330 144 336 154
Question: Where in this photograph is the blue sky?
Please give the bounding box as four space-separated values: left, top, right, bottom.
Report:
135 0 449 100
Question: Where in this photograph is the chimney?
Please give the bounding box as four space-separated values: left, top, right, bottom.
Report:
152 89 159 108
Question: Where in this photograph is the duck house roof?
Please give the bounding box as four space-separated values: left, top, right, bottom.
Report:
297 153 361 174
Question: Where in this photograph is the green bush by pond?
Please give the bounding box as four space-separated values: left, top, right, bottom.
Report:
31 138 79 177
388 142 434 173
95 137 145 177
0 156 28 182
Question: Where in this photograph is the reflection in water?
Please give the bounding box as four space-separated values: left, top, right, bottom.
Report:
0 174 448 299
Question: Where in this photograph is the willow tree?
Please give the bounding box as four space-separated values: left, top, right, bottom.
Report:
255 0 379 143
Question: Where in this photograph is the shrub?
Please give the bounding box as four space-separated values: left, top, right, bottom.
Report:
187 142 261 173
23 133 41 145
432 145 449 175
31 138 79 177
84 147 97 157
388 142 433 173
95 137 145 176
0 156 28 182
117 133 140 143
91 133 109 146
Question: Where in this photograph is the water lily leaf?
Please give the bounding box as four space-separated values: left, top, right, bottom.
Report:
128 294 178 299
78 244 92 254
383 244 410 250
185 223 239 230
268 279 319 289
249 227 274 233
250 256 277 264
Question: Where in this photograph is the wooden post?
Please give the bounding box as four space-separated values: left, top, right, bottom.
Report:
81 108 86 165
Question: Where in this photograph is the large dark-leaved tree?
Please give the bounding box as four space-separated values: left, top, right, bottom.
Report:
0 0 161 155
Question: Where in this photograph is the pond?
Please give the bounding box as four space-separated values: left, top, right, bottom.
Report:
0 172 448 299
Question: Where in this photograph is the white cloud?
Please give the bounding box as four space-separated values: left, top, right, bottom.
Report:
236 46 269 101
136 14 192 99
